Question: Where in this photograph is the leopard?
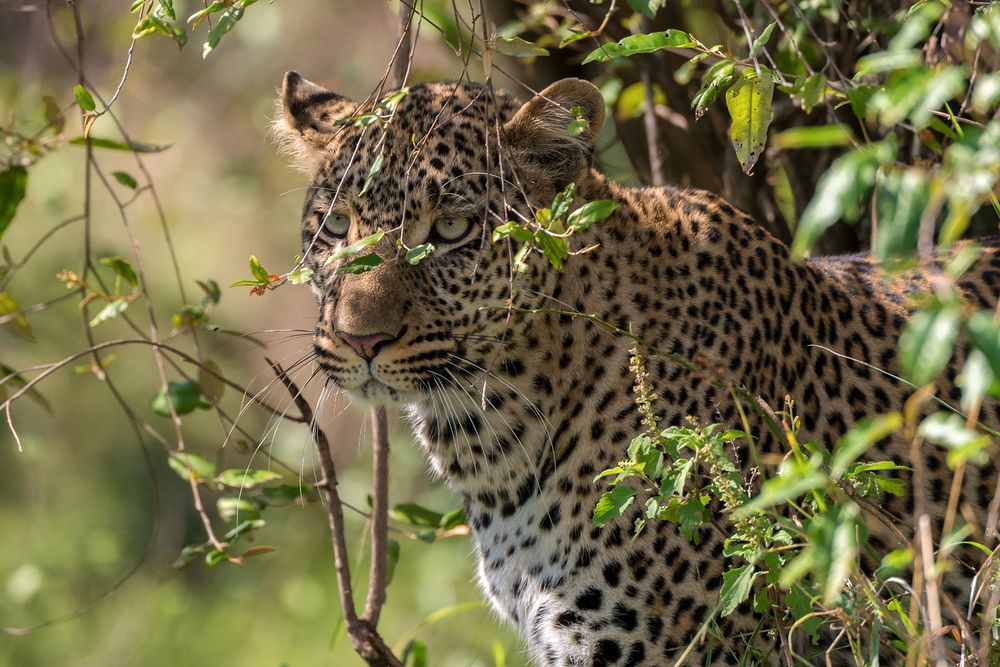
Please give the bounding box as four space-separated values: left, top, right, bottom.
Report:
273 71 1000 665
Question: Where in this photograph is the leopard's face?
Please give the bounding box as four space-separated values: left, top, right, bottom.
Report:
275 73 605 404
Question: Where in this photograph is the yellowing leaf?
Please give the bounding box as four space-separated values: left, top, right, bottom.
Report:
725 68 774 174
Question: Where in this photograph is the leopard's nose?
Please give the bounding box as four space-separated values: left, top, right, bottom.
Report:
335 329 400 361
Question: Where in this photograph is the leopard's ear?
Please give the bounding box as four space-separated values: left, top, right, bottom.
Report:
273 71 355 173
502 78 605 198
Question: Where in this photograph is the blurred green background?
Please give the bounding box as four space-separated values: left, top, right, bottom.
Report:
0 1 526 665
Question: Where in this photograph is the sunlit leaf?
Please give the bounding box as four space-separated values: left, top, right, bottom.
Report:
167 451 216 481
405 243 435 265
772 124 853 150
73 85 96 112
898 303 960 386
874 169 930 263
592 485 637 527
337 252 383 275
582 30 695 64
88 298 129 327
216 468 282 488
791 139 896 257
495 36 548 57
831 413 902 478
69 136 170 152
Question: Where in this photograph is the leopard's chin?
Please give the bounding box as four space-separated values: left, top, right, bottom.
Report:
337 377 426 406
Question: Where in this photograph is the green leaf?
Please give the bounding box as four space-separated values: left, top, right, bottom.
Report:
958 349 993 413
719 564 759 616
99 255 139 287
831 413 902 478
592 485 637 528
874 169 930 263
0 165 28 241
69 136 170 153
772 124 853 150
627 0 665 19
224 519 266 542
172 542 207 570
73 85 96 112
692 60 735 118
402 639 428 667
167 452 216 481
329 230 385 263
791 140 896 257
391 503 444 528
495 36 548 57
582 30 695 64
750 23 775 58
337 253 383 275
725 67 774 174
967 310 1000 379
197 279 222 304
385 538 400 585
567 200 619 231
202 6 244 58
216 469 281 488
359 151 385 196
217 496 261 523
855 50 922 75
800 73 827 113
736 460 826 517
972 71 1000 114
898 303 960 386
439 509 467 530
204 548 229 567
151 380 211 417
111 171 138 189
0 291 34 341
535 230 568 271
492 221 533 243
287 265 313 285
919 412 991 466
88 299 129 327
405 243 435 265
248 255 270 283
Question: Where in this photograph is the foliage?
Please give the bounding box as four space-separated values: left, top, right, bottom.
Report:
3 0 1000 665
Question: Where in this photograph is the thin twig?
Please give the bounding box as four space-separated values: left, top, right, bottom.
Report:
268 360 401 667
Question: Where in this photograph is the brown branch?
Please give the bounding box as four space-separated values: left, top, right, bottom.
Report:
392 0 415 89
363 405 392 626
268 360 401 667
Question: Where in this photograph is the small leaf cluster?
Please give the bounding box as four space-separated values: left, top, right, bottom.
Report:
130 0 260 58
492 183 619 272
167 451 312 569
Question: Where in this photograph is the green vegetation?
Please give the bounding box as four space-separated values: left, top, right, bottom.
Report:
2 0 1000 665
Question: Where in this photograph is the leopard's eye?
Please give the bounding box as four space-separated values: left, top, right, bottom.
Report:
320 212 350 238
431 216 472 243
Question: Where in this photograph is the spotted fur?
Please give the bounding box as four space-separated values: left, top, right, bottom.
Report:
275 72 1000 665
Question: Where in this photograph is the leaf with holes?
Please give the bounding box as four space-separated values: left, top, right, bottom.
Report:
725 68 774 174
582 30 695 64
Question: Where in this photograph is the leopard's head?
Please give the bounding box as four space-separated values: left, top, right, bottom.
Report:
274 72 604 403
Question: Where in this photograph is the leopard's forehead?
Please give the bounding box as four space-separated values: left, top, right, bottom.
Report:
307 81 521 221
